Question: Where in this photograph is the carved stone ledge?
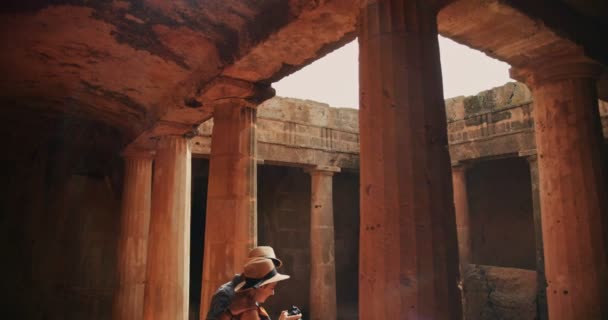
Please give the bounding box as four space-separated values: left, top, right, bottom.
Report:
510 54 602 88
304 165 341 175
197 76 275 105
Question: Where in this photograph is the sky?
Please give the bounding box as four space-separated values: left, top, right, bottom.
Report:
273 36 512 109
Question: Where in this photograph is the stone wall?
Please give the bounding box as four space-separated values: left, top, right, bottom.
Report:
195 84 607 167
463 265 538 320
193 97 360 169
447 82 608 162
0 136 121 320
467 157 536 270
257 165 312 316
446 82 535 162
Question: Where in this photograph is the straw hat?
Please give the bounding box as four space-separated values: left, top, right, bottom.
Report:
234 257 290 292
248 246 282 268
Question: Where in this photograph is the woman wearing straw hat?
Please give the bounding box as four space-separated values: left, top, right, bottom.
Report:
219 257 302 320
207 246 283 320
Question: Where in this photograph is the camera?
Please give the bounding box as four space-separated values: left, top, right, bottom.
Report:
287 305 302 316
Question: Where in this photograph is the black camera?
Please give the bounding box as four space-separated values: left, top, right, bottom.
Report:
287 305 302 316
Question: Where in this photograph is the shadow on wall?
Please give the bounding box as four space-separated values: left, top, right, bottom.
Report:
190 158 209 320
467 157 535 270
258 165 312 317
0 142 122 320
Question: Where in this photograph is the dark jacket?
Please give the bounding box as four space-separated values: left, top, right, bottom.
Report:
218 292 270 320
206 275 242 320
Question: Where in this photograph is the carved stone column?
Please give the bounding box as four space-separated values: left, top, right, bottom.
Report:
512 57 608 319
143 136 191 320
307 166 340 320
358 1 462 318
113 149 154 320
200 99 257 317
451 163 472 268
521 151 548 320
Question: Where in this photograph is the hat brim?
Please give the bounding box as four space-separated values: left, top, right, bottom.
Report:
234 273 290 292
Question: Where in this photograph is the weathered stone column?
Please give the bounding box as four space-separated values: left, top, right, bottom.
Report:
358 1 462 319
451 163 472 268
143 136 191 320
512 57 608 319
113 149 154 320
521 151 548 320
307 166 339 320
200 99 257 317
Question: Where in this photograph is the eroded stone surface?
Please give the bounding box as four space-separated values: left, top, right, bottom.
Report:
447 82 608 163
193 84 608 169
463 265 537 320
193 97 360 169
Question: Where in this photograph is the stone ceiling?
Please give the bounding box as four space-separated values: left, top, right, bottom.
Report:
0 0 606 151
562 0 608 19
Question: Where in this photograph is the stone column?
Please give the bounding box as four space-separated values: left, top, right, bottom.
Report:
200 99 257 317
512 57 608 319
143 136 191 320
113 149 154 320
307 166 339 320
358 1 462 319
451 163 472 268
521 151 548 320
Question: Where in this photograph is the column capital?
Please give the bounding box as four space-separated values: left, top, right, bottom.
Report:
209 98 260 124
153 134 193 144
209 97 256 111
152 121 199 140
199 76 275 106
510 54 602 88
519 149 538 162
451 161 472 171
304 165 341 176
359 0 455 16
122 146 155 160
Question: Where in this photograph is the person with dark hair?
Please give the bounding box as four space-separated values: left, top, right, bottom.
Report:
206 246 283 320
220 257 301 320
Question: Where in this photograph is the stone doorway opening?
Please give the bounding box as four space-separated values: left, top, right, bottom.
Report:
467 157 535 269
463 156 538 319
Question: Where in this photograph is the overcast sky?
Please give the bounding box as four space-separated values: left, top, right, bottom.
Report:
273 36 513 109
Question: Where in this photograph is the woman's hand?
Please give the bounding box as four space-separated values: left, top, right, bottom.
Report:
278 310 302 320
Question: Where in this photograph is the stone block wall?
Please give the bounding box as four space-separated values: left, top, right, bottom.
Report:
256 98 359 154
195 97 359 169
1 137 121 320
257 165 313 316
463 265 538 320
197 84 607 166
445 82 533 122
447 82 608 162
446 82 535 162
467 157 535 270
